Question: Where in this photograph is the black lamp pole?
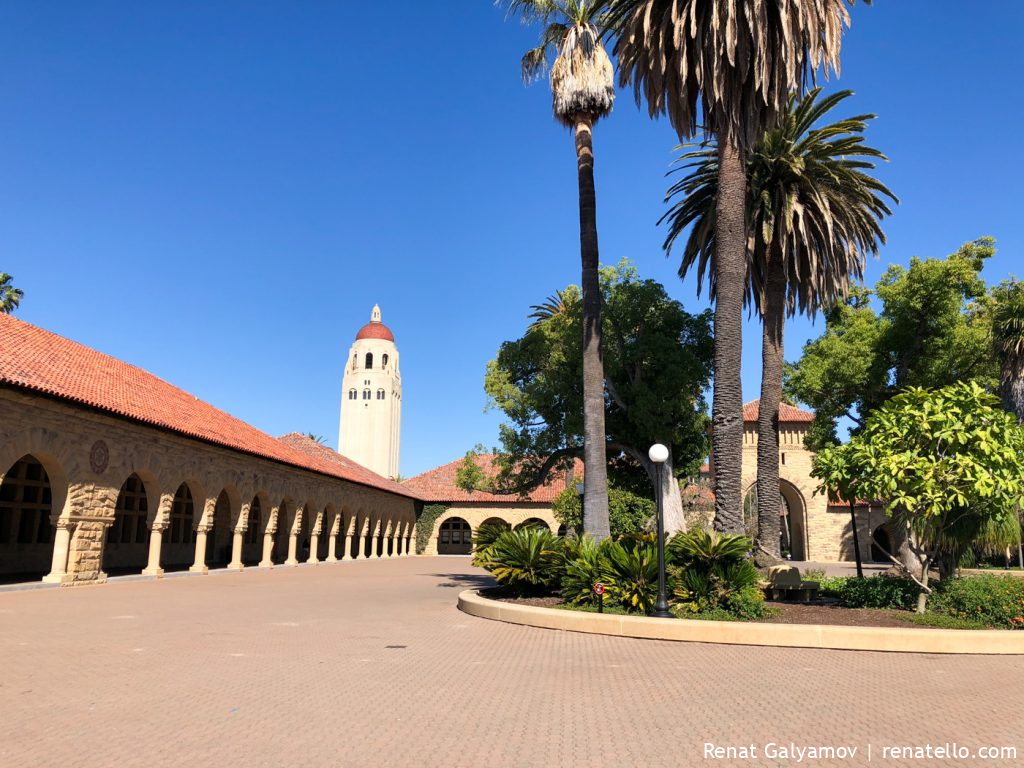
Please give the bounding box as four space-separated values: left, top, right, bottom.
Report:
650 444 671 618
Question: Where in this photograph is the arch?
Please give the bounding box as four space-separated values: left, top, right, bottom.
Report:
0 430 71 524
348 389 357 400
437 516 472 555
242 493 267 566
382 353 389 368
871 524 893 563
480 517 511 530
272 500 291 565
317 503 336 561
514 517 551 532
102 472 153 576
365 352 374 369
376 388 385 400
742 482 807 561
205 489 234 569
162 482 198 571
0 454 57 583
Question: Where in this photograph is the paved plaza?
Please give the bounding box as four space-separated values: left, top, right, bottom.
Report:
2 557 1022 768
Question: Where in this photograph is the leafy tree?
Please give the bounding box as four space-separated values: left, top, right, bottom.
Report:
454 444 490 493
662 88 895 562
992 278 1024 422
812 382 1024 612
786 239 1000 450
0 273 24 314
501 1 616 539
485 260 713 533
610 0 862 534
551 484 654 538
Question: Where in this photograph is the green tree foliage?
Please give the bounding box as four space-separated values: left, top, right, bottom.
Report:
484 260 713 532
551 484 654 538
786 238 1001 450
454 445 490 494
992 278 1024 422
812 382 1024 612
0 273 24 314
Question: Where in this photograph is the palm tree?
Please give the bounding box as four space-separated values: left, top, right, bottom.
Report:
609 0 862 534
0 273 24 314
503 0 615 539
992 279 1024 423
662 88 896 561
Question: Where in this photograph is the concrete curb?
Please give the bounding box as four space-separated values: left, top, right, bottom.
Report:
457 589 1024 655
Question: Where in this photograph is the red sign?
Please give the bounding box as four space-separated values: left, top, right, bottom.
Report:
593 582 605 596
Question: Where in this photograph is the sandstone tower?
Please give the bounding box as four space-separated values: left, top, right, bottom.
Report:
338 305 401 478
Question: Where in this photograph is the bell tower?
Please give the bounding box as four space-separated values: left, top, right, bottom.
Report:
338 305 401 478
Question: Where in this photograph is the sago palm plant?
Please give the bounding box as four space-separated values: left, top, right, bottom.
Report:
662 88 896 562
502 0 615 539
479 527 563 594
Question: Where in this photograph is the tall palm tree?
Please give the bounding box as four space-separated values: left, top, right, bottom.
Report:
0 273 23 314
992 279 1024 423
503 0 615 539
662 88 896 561
609 0 862 534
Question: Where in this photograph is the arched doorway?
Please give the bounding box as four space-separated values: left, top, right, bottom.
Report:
273 502 290 564
205 490 232 569
437 517 472 555
514 518 549 532
742 482 808 560
103 473 150 576
871 525 893 563
243 496 263 566
0 455 55 583
163 483 196 571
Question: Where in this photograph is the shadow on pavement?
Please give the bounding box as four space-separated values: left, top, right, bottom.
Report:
426 572 496 589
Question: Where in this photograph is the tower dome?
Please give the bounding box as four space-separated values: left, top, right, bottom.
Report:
355 305 395 342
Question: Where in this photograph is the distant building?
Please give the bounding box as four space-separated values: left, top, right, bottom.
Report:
338 305 401 480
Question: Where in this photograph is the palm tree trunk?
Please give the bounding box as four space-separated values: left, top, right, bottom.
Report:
711 138 746 534
1001 351 1024 423
575 116 610 541
755 252 786 564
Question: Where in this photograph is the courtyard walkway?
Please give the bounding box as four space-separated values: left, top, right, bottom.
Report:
1 556 1021 767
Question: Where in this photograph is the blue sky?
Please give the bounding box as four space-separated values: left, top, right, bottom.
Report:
2 2 1022 478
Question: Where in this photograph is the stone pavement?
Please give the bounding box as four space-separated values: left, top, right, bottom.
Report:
1 556 1021 768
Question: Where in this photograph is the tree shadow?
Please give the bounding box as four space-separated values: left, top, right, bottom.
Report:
426 572 497 589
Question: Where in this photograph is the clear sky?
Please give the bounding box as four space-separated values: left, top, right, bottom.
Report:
2 2 1022 478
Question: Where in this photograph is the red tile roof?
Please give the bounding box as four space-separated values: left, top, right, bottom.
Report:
355 322 394 342
0 314 416 499
742 399 815 423
403 454 582 503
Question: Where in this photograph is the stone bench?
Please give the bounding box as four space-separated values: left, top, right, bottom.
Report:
763 564 821 603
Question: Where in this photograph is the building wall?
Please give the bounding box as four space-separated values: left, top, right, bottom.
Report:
0 386 417 585
421 502 558 556
739 422 877 562
338 335 401 479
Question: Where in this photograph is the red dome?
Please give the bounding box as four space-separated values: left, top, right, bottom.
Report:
355 322 394 342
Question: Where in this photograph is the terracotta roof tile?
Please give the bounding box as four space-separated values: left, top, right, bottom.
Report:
402 454 582 503
0 314 416 499
742 399 815 423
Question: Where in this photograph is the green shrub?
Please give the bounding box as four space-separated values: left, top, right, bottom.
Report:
801 568 826 582
903 612 989 630
929 575 1024 629
668 529 768 619
552 486 655 538
477 527 563 595
599 535 659 613
823 575 919 610
559 535 607 606
471 523 509 568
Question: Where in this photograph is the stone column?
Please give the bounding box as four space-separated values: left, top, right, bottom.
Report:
228 529 244 571
285 530 298 566
42 519 73 584
369 526 381 560
142 524 166 577
355 530 365 560
309 531 320 564
381 527 392 559
259 531 274 568
342 533 353 561
326 529 338 563
189 526 210 574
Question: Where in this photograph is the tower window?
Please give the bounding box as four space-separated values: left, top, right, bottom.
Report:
362 390 371 400
382 354 389 368
376 389 385 400
348 389 357 400
365 352 373 369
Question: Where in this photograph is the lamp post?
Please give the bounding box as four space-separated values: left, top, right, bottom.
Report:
649 443 672 618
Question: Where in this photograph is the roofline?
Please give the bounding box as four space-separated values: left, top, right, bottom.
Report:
1 381 423 502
